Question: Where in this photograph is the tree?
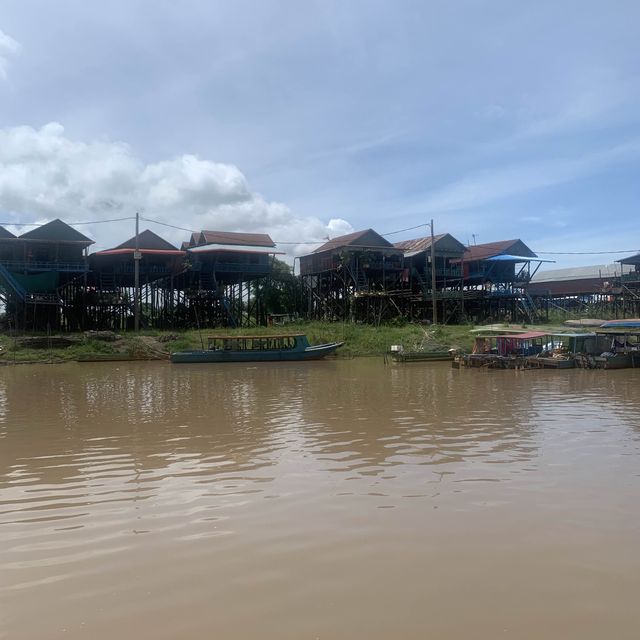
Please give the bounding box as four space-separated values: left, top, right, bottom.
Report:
253 258 303 320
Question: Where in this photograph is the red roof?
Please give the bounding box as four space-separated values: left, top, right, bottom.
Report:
463 239 536 261
200 230 275 247
312 228 394 253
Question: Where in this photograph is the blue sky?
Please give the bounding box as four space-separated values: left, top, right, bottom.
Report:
1 1 639 267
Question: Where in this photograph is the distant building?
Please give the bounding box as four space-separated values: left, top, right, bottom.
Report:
528 263 628 297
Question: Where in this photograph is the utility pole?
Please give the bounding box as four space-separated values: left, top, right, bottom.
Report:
134 211 141 331
430 219 437 325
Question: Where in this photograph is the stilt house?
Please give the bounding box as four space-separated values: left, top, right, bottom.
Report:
299 229 404 322
393 233 466 322
0 219 94 330
184 230 282 327
457 239 545 322
88 230 185 329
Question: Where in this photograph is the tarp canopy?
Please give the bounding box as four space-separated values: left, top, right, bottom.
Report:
600 319 640 329
486 254 554 263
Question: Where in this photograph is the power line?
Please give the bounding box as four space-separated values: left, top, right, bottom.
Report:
381 223 429 236
140 217 198 233
534 249 640 255
4 213 637 257
0 216 135 226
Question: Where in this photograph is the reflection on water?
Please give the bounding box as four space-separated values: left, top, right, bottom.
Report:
1 361 640 639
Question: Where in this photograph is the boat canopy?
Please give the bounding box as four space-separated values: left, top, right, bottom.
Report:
600 319 640 329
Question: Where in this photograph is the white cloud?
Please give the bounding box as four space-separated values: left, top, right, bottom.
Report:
0 29 20 79
0 123 353 257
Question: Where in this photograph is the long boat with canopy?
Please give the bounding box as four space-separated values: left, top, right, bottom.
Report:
170 333 344 363
590 320 640 369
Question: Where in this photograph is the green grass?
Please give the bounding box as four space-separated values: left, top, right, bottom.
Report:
158 321 477 357
2 318 602 364
0 337 119 363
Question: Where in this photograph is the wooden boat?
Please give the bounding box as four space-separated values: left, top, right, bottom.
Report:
592 321 640 369
388 346 454 363
457 331 595 370
170 334 344 363
457 331 550 369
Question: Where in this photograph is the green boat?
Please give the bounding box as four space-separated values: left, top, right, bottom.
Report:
170 333 344 363
388 346 454 363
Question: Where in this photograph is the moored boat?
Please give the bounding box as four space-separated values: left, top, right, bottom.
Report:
170 333 343 363
456 331 596 370
388 345 454 363
591 320 640 369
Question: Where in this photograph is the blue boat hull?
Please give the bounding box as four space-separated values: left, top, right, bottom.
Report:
171 341 344 363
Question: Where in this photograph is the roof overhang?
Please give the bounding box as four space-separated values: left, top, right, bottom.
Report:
188 244 284 255
486 254 554 262
93 248 185 256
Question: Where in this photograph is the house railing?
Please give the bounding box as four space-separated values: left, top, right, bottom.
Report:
191 262 271 274
0 260 89 273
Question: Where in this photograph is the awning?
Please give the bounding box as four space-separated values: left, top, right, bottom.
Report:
188 243 284 255
486 254 555 262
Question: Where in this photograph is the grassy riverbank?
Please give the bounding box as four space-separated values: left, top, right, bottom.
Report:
0 322 479 363
1 319 594 364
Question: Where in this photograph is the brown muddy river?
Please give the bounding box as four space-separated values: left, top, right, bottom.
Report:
1 360 639 639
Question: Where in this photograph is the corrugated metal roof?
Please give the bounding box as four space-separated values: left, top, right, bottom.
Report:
393 234 445 253
463 239 536 261
312 229 393 253
200 230 275 247
531 263 625 283
19 219 94 244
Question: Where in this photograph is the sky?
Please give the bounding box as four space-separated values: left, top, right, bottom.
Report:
1 0 639 269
